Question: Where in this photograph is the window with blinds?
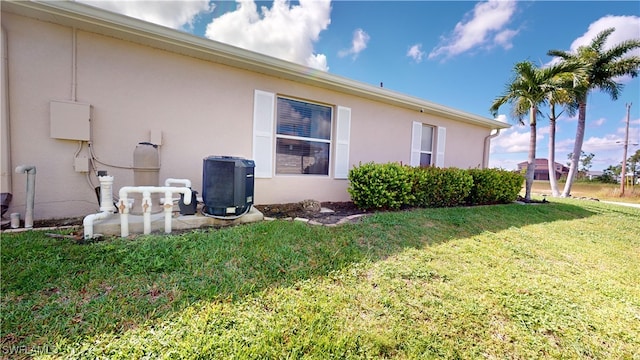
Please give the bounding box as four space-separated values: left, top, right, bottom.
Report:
275 97 332 175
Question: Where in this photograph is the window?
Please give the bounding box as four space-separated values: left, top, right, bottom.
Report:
411 121 445 167
252 90 350 179
275 97 332 175
419 125 434 167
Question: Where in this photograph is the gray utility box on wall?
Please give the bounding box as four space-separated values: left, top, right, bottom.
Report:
202 156 255 217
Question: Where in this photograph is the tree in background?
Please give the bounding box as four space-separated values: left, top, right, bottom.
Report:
600 165 621 184
626 149 640 184
566 151 595 179
548 28 640 197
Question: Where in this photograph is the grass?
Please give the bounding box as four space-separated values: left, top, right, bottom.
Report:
530 180 640 203
1 199 639 359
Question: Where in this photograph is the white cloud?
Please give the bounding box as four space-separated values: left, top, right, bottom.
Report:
77 0 213 30
494 29 518 50
406 44 425 63
555 138 575 154
582 134 624 152
591 117 606 127
338 29 370 60
537 125 551 136
569 15 640 57
494 114 508 123
204 0 332 71
491 124 550 154
428 0 518 61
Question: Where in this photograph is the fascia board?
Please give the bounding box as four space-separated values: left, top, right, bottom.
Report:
3 0 510 130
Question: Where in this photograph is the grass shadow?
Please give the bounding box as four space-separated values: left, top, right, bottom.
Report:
0 200 609 350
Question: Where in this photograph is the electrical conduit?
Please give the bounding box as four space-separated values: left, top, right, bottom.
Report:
118 186 192 237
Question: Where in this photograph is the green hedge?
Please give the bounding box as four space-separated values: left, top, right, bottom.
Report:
347 162 413 210
410 167 473 208
347 163 524 210
465 168 524 205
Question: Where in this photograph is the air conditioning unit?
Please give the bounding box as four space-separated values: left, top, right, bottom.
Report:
202 156 255 217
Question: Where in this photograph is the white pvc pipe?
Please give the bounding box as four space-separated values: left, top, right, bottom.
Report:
162 178 192 203
83 175 116 239
15 165 35 228
1 27 12 205
164 178 191 188
83 211 112 239
142 190 152 234
118 186 192 237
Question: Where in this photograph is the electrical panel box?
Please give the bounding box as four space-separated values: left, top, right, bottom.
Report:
50 100 91 141
74 156 90 173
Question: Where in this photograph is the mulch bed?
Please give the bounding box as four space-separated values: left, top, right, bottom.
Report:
254 201 367 225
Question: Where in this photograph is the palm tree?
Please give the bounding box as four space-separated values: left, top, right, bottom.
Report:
548 28 640 197
544 72 582 197
490 61 576 201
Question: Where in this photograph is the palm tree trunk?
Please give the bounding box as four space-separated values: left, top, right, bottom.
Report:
562 100 587 197
525 107 537 201
548 105 560 197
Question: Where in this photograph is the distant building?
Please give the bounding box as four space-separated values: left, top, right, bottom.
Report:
587 171 603 180
517 159 569 181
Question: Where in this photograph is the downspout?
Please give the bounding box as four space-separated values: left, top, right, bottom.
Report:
1 27 12 216
482 129 501 168
14 165 35 228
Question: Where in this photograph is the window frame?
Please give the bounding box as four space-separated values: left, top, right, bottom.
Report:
419 124 435 167
274 96 334 176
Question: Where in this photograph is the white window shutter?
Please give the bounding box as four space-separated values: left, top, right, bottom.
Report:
410 121 422 166
436 126 446 167
334 106 351 179
252 90 275 178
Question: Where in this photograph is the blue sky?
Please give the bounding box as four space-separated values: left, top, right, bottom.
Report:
80 0 640 172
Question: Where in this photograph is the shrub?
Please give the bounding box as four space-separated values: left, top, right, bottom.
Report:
466 168 524 205
347 162 413 210
348 164 524 210
410 167 473 207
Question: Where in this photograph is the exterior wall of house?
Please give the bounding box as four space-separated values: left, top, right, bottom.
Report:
2 11 494 220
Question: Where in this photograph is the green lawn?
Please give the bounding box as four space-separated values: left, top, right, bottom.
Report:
1 199 639 359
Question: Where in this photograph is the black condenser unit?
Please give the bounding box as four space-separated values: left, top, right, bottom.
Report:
202 156 255 217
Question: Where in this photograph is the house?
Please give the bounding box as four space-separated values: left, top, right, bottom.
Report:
587 171 603 180
0 0 509 221
517 159 569 181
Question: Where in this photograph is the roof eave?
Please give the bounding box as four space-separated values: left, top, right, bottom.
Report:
2 0 510 130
